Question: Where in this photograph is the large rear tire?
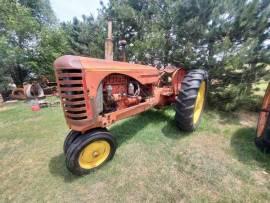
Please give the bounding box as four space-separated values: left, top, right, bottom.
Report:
65 129 117 176
175 69 208 131
255 83 270 153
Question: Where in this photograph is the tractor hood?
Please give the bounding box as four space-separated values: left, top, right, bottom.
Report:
54 55 158 74
54 55 160 86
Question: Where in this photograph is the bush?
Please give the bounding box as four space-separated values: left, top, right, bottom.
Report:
208 83 262 112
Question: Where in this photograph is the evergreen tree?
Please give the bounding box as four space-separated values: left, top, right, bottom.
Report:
62 15 106 58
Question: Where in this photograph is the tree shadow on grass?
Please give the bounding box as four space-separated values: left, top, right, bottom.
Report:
230 127 270 172
48 153 82 183
161 118 191 139
110 107 190 146
206 108 241 125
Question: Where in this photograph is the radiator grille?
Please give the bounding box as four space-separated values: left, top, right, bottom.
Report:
56 69 88 120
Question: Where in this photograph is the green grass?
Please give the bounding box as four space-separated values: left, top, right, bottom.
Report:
1 99 270 202
252 80 268 96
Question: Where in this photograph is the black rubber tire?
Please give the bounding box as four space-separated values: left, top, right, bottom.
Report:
63 130 81 155
175 69 208 131
63 128 108 155
65 129 117 176
255 114 270 153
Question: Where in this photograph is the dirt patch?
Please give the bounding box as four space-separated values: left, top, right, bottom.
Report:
0 106 16 112
237 111 257 127
253 170 269 186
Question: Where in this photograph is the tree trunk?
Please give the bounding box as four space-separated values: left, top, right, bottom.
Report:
0 93 4 106
10 64 26 86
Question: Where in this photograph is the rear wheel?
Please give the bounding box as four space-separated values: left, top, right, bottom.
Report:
255 83 270 153
175 69 208 131
65 129 117 175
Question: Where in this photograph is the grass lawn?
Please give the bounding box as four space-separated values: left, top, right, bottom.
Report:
252 80 268 97
1 98 270 202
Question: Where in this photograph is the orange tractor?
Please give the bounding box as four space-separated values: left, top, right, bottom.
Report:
255 83 270 152
54 55 208 175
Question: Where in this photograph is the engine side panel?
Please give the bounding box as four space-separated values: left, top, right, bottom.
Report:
103 74 128 95
101 73 152 114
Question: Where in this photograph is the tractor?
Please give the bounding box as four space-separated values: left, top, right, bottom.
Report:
255 83 270 152
54 55 208 175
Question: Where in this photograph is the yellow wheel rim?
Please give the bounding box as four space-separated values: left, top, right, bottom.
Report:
193 81 206 124
79 140 111 169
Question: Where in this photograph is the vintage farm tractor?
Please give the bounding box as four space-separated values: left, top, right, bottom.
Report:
54 55 208 175
255 83 270 152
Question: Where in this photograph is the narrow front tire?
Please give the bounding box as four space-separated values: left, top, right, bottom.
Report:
65 129 117 175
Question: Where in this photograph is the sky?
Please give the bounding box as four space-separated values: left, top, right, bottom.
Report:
50 0 108 22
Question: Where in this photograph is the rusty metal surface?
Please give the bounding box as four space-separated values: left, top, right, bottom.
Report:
11 88 26 100
54 55 187 133
55 68 90 125
257 83 270 137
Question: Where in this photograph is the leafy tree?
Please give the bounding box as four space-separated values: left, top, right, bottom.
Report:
33 27 70 77
18 0 56 25
0 0 69 93
0 0 39 86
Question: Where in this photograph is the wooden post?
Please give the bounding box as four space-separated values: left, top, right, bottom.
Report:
105 20 113 60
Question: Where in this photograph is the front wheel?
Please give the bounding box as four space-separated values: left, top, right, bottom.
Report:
65 129 117 175
63 130 81 155
63 128 109 155
175 69 208 131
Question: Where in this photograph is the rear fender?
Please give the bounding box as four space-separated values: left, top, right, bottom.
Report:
171 68 186 95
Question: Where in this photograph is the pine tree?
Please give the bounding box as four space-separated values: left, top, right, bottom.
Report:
62 15 106 58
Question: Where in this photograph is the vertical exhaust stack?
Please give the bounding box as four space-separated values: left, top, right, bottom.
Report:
119 39 127 62
105 19 113 60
